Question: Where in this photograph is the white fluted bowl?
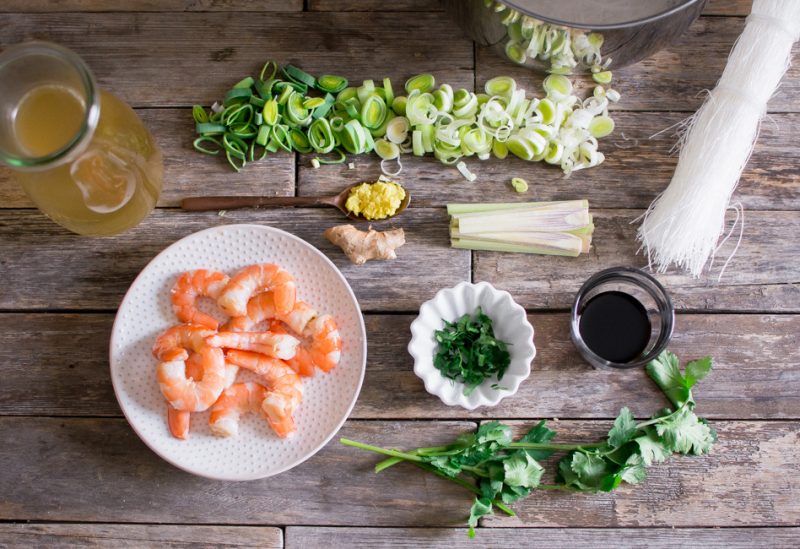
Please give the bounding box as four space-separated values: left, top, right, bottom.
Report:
409 281 535 409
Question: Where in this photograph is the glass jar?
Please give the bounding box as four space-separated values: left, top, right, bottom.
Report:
570 266 675 370
0 41 162 236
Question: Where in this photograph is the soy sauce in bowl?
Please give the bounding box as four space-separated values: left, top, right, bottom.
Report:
570 267 674 370
578 291 651 363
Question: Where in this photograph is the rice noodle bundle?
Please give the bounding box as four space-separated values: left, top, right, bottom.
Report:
637 0 800 277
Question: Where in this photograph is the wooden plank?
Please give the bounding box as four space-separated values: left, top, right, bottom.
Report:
0 524 282 548
308 0 440 11
705 0 751 16
0 418 476 525
354 313 800 420
0 208 468 312
0 108 295 208
477 17 800 113
298 111 800 211
4 313 797 420
474 209 800 312
0 418 794 527
286 526 800 548
481 420 800 527
0 12 473 108
0 0 302 11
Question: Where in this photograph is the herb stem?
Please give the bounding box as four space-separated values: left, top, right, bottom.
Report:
460 465 490 478
413 463 516 517
340 438 424 463
509 441 606 451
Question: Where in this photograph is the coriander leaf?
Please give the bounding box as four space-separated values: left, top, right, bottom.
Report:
516 420 558 461
620 453 647 485
500 483 531 504
570 451 610 491
685 356 713 387
608 407 637 448
655 405 715 455
503 453 544 488
427 455 463 478
635 432 672 466
477 421 513 446
646 351 692 408
467 497 493 539
599 473 623 492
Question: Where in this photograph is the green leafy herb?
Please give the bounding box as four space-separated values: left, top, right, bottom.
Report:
341 351 717 538
433 307 511 396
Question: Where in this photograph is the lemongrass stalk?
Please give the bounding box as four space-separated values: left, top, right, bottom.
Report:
455 209 591 235
451 237 582 257
447 200 587 215
450 231 585 256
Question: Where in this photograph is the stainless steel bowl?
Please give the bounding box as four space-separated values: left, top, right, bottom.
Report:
442 0 707 74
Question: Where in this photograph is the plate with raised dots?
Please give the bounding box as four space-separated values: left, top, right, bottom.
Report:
110 224 366 481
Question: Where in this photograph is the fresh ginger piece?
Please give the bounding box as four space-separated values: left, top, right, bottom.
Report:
324 224 405 265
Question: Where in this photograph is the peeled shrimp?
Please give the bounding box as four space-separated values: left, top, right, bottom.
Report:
209 382 269 438
170 269 230 330
217 263 296 317
166 351 239 440
226 292 317 335
205 331 299 360
153 324 226 412
226 350 303 438
305 315 342 373
268 321 316 377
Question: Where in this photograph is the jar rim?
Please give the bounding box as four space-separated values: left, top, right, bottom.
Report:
0 41 100 170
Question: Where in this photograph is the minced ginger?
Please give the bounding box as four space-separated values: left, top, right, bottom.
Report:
344 181 406 220
324 224 406 265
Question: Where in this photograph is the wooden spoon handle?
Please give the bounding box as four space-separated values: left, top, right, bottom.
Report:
180 195 333 211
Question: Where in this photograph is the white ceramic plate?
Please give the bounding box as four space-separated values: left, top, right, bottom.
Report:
110 224 366 481
409 281 535 409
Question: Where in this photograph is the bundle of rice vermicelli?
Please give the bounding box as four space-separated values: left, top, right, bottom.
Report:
637 0 800 278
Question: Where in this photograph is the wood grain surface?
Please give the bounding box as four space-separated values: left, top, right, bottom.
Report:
0 0 302 11
3 313 798 420
0 418 795 528
286 526 800 549
0 208 467 311
0 524 282 548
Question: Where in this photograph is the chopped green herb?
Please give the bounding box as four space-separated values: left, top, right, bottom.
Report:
433 307 511 396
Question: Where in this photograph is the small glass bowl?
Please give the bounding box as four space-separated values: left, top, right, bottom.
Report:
570 266 674 370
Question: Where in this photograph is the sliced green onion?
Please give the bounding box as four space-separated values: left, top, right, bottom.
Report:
315 150 346 164
588 115 615 138
311 158 321 168
286 91 312 126
316 74 348 94
383 77 395 106
303 97 326 109
433 84 454 113
259 61 278 82
312 93 335 119
262 99 279 126
543 74 573 100
406 91 437 126
375 138 400 160
193 136 222 155
606 89 621 103
391 96 408 116
456 161 477 182
233 76 254 89
592 71 612 85
308 118 335 154
511 177 528 193
192 105 209 123
271 124 292 152
283 64 316 87
485 76 517 97
386 116 410 144
337 87 358 104
290 128 313 153
223 87 252 106
492 140 508 159
339 119 368 154
276 85 293 105
256 124 270 146
196 122 226 135
405 73 435 94
535 98 556 125
361 95 388 130
412 130 424 156
357 80 376 105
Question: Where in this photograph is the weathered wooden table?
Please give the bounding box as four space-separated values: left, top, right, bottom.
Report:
1 0 798 546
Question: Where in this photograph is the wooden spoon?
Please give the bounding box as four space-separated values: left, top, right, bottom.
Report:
180 182 410 222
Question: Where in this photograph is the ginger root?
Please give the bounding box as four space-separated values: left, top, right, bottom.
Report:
324 224 405 265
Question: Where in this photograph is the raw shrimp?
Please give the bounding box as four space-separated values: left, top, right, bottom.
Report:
209 382 269 438
205 331 299 360
166 352 239 440
170 269 230 330
226 350 303 438
217 263 297 317
226 292 317 335
153 324 226 412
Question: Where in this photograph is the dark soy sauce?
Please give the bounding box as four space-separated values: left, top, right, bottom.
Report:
578 291 651 363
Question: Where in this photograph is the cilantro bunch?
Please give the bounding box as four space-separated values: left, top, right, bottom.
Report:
433 307 511 396
341 351 717 538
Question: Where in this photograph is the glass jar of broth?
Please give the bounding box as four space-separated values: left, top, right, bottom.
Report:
0 42 162 236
